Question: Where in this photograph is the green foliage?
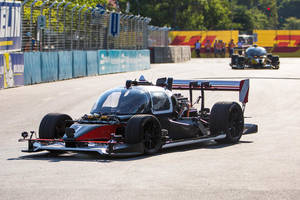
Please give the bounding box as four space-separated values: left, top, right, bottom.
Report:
71 0 108 7
22 0 108 20
283 17 300 29
22 0 300 31
278 0 300 20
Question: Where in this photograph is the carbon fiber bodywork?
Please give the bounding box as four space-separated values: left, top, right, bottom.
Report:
19 77 258 157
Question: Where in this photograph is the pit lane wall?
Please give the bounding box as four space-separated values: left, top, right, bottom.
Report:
169 30 300 57
0 50 150 89
150 46 191 63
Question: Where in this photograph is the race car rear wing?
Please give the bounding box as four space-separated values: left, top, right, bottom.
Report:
172 79 249 104
156 77 249 104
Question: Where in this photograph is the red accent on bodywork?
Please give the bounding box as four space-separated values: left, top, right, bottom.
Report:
76 125 122 141
79 141 118 144
244 89 249 103
31 139 64 142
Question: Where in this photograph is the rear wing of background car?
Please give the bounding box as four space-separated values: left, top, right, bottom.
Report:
156 77 249 105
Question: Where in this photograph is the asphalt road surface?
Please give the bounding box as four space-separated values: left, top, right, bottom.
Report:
1 58 299 200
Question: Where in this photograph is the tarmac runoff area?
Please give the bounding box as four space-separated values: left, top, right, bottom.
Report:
0 58 300 200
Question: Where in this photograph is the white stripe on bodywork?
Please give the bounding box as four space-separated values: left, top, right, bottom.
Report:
239 79 249 103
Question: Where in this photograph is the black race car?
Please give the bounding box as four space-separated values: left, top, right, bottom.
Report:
230 45 280 69
19 76 258 156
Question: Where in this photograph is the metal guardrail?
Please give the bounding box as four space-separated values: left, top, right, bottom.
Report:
21 0 168 52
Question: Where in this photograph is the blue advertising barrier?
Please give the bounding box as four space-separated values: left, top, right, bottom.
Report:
41 52 58 82
73 51 87 77
86 51 98 76
24 52 41 85
129 50 137 71
21 49 150 88
58 51 72 80
109 50 121 73
137 51 143 70
98 50 109 74
121 50 130 72
142 50 150 70
0 53 24 89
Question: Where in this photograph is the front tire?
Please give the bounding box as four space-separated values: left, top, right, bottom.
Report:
271 55 280 69
237 56 245 69
209 102 244 144
231 54 239 65
39 113 73 139
125 115 162 155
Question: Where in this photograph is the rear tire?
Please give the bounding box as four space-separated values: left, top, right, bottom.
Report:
125 114 162 155
209 102 244 144
39 113 73 139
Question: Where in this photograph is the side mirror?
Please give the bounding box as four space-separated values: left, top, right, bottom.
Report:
21 132 28 139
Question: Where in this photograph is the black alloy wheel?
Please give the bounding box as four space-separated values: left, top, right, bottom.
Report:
143 118 162 154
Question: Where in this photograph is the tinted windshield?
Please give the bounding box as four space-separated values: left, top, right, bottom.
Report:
91 87 150 115
246 46 266 57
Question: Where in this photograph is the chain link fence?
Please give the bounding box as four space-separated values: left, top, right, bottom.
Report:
148 26 170 47
21 0 166 52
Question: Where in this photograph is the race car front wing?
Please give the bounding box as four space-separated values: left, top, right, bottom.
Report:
19 123 257 157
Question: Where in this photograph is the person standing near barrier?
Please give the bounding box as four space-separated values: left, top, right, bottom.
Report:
204 40 211 57
214 40 218 57
228 39 235 57
195 40 201 58
221 40 226 57
237 40 243 55
216 40 222 57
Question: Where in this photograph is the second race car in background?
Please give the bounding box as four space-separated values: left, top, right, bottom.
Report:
230 45 280 69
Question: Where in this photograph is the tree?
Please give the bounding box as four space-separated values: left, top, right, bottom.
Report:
278 0 300 20
283 17 300 29
231 0 278 30
118 0 232 30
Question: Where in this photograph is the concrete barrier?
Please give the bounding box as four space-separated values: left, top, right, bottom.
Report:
73 50 87 78
129 50 137 71
120 50 128 72
58 51 72 80
87 51 98 76
24 52 42 85
141 50 150 70
98 50 109 74
109 50 121 74
22 49 151 86
151 46 191 63
41 52 58 82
